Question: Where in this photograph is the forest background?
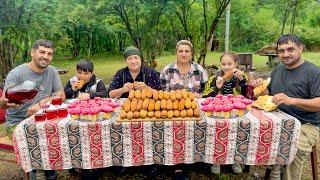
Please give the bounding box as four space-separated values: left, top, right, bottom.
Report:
1 0 320 83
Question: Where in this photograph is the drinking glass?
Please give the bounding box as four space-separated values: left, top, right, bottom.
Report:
34 113 47 122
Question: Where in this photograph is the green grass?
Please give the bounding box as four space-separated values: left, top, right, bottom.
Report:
51 52 320 85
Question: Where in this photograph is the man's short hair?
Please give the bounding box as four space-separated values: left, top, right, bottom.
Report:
32 39 54 50
77 59 94 73
277 34 303 50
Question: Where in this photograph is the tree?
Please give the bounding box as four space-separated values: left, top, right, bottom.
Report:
197 0 231 66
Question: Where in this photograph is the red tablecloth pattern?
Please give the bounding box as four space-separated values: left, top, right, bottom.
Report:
13 108 301 172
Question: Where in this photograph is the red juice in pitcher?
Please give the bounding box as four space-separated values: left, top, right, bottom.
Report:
6 89 38 104
57 108 68 118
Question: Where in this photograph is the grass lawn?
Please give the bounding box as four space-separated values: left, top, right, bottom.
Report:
52 51 320 86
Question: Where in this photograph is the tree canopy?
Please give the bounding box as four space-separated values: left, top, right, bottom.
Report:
1 0 319 79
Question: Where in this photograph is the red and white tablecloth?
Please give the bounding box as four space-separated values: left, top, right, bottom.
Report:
13 108 301 172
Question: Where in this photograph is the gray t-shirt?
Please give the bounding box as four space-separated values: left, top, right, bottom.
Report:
4 64 63 127
268 61 320 127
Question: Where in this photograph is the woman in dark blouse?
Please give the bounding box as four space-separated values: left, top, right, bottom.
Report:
108 46 161 98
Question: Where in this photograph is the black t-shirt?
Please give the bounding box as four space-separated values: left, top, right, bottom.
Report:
268 61 320 127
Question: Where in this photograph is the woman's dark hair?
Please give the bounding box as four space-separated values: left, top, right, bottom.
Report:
76 59 94 72
220 51 240 64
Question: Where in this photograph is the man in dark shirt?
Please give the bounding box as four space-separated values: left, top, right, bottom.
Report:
253 34 320 180
108 46 161 98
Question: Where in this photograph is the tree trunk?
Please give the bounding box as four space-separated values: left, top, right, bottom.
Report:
87 29 92 58
0 40 17 80
197 0 231 66
281 3 291 35
290 0 299 34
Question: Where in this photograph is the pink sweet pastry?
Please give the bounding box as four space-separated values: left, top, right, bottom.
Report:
102 105 113 119
216 94 223 99
241 99 253 105
234 102 246 117
201 104 214 116
236 95 245 99
68 108 80 120
109 101 121 108
234 102 246 109
102 105 113 113
68 102 77 108
201 97 213 105
226 94 234 98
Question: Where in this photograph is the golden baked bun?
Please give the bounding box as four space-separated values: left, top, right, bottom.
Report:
175 90 182 100
127 111 133 120
254 77 271 96
75 79 85 89
222 69 235 80
123 99 131 112
152 90 159 101
134 90 142 99
146 89 153 98
141 89 147 100
120 110 127 119
167 110 174 119
128 90 135 100
155 111 161 119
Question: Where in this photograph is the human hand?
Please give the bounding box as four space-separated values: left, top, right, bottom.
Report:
252 78 264 88
27 103 41 116
272 93 294 106
122 82 134 93
194 92 201 98
216 76 224 89
72 80 84 91
233 69 244 80
134 82 147 91
78 93 90 100
0 96 18 109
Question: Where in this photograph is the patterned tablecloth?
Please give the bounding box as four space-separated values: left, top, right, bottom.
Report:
13 108 301 172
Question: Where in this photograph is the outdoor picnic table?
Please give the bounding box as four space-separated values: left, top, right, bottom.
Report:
13 100 301 173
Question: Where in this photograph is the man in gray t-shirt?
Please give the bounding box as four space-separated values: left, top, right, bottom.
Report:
253 34 320 180
1 39 65 136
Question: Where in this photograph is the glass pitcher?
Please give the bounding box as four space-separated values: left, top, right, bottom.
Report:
5 80 39 104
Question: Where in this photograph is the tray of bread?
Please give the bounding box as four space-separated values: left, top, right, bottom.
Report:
252 95 277 112
117 89 201 122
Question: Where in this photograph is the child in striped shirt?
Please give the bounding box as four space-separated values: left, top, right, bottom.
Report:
203 52 247 174
203 52 247 98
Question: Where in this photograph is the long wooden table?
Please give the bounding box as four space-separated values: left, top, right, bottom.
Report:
13 107 301 172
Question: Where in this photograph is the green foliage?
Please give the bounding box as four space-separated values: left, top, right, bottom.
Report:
1 0 320 79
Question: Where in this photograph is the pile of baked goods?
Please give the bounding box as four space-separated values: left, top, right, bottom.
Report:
252 95 277 111
67 97 120 121
200 94 253 119
119 89 200 120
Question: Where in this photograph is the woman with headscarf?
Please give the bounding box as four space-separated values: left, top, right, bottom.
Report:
108 46 161 98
